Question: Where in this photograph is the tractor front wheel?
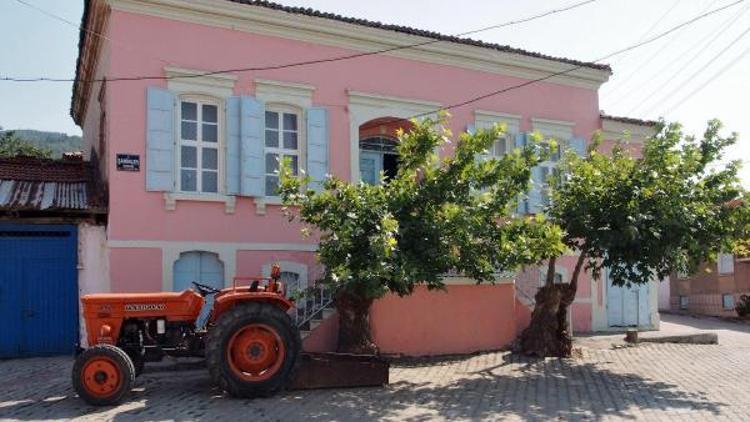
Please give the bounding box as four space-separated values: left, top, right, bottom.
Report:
206 302 300 398
72 344 135 406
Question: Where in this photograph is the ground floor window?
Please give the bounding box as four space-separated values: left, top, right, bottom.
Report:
679 296 689 310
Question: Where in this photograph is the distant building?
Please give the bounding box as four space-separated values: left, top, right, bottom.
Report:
671 254 750 317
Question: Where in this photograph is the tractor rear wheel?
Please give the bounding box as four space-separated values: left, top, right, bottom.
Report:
72 344 135 406
206 302 300 398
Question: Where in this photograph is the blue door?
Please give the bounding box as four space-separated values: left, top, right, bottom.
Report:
174 251 224 327
606 268 650 327
0 224 78 358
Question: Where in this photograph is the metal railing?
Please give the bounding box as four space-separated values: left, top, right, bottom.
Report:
291 284 334 328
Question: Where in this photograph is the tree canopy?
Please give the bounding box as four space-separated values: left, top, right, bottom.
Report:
0 130 53 158
279 114 564 301
550 119 749 287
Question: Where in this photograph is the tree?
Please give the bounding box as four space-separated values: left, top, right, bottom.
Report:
519 119 750 357
0 130 52 158
279 114 564 353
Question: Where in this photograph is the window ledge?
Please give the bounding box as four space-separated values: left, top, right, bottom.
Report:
164 192 236 214
254 197 290 215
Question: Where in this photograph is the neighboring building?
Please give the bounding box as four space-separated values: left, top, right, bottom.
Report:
0 156 106 358
670 254 750 317
70 0 658 356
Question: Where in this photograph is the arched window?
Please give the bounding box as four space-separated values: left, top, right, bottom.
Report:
359 136 399 185
173 251 224 291
174 251 224 327
262 261 308 298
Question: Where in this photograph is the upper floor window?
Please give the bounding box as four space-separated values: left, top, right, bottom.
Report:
179 97 221 194
360 136 399 185
718 253 734 274
265 106 301 196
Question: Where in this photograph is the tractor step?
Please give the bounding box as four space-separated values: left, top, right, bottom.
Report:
287 352 389 390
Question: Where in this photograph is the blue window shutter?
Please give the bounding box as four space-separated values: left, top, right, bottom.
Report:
514 132 527 150
570 137 586 157
306 107 329 192
515 133 527 214
528 166 544 214
239 96 265 197
466 123 476 135
146 87 176 191
225 97 241 195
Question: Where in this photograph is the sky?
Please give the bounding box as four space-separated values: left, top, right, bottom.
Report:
1 0 748 184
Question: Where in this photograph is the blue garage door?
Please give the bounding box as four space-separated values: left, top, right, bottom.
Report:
0 223 79 358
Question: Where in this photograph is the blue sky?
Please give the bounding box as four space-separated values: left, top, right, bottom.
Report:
1 0 748 184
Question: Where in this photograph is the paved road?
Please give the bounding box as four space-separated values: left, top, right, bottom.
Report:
657 312 750 347
576 312 750 349
3 314 750 421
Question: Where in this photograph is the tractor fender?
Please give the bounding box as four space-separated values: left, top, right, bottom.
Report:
210 292 294 323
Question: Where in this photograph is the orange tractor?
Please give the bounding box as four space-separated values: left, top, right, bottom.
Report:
73 265 300 405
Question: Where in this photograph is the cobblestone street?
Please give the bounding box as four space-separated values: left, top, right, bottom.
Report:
2 340 750 421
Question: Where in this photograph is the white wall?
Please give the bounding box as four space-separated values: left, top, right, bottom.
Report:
658 277 671 311
77 223 109 346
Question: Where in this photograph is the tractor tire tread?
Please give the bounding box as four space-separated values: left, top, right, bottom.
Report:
206 302 300 398
72 344 135 406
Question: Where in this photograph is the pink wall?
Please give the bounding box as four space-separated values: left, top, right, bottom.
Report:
109 248 162 292
235 250 318 281
100 10 602 244
370 284 517 356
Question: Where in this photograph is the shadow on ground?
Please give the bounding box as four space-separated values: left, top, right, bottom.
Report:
0 351 725 421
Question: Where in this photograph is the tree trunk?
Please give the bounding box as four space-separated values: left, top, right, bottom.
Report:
519 254 585 358
335 288 378 355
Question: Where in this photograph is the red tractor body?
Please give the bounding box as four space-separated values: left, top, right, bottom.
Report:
73 266 300 406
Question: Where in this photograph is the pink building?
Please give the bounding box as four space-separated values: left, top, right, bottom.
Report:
72 0 659 356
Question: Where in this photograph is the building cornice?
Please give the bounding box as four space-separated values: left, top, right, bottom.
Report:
107 0 610 90
601 118 657 144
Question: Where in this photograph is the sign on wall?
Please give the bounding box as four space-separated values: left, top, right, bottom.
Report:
116 154 140 172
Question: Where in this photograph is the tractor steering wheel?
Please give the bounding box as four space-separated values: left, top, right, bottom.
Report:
192 281 221 297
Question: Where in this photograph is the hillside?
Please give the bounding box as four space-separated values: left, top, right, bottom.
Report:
0 129 83 158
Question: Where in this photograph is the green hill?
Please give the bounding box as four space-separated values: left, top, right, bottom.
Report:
0 129 82 158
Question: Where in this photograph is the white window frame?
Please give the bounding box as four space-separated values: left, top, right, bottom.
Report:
722 294 735 310
531 118 574 209
539 264 569 286
679 295 689 310
177 95 224 195
263 104 305 198
252 79 315 213
474 110 520 159
718 253 734 275
162 66 237 213
262 261 309 296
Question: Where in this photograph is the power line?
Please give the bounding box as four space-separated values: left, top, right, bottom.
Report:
400 0 746 121
602 0 681 85
638 23 750 116
605 0 722 105
3 0 604 83
662 44 750 115
626 3 750 116
12 0 170 66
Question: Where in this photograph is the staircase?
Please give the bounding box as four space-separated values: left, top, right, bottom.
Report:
292 285 336 340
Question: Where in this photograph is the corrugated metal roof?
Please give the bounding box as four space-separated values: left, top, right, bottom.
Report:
0 156 105 213
0 180 90 211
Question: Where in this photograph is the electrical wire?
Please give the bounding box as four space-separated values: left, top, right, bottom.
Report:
636 25 750 117
4 0 604 83
662 43 750 115
605 0 721 105
626 2 750 116
363 0 747 125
